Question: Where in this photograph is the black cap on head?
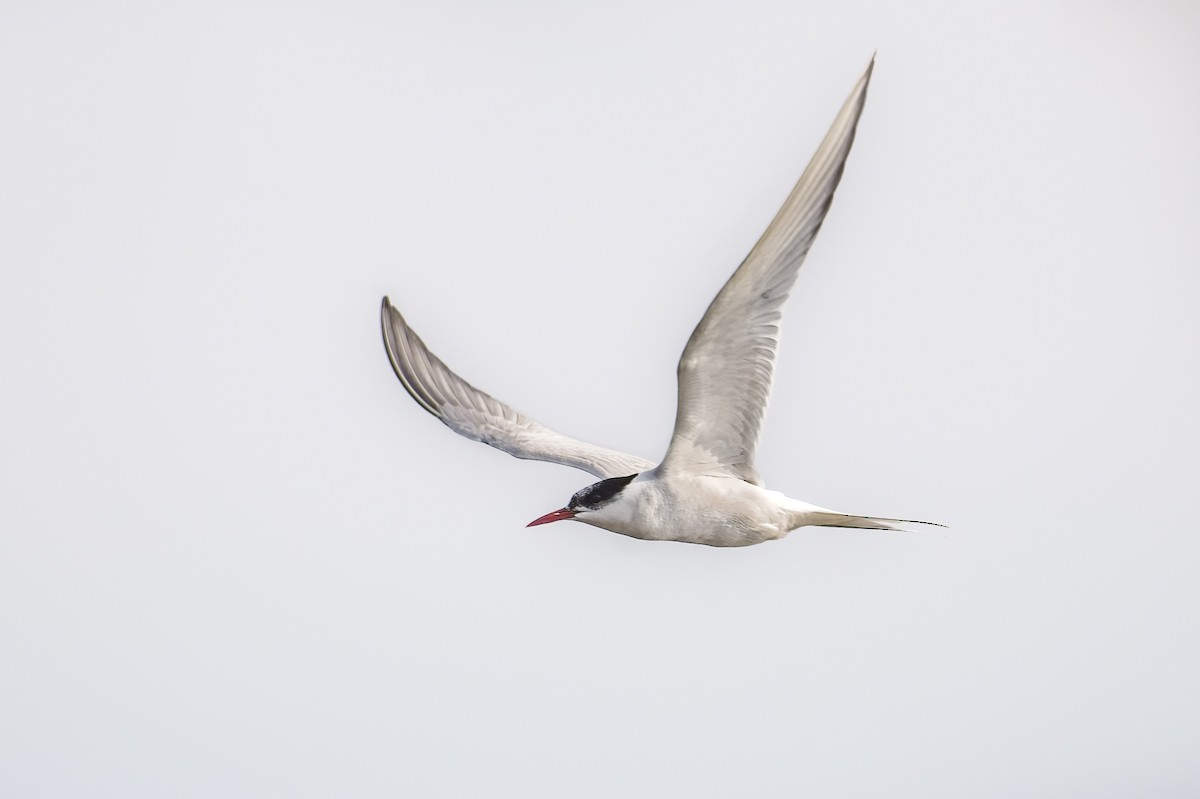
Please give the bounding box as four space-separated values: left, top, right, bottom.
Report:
568 473 638 512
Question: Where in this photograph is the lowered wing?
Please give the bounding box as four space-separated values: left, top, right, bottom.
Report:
381 297 654 479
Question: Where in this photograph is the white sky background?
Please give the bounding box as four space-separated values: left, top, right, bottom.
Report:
2 1 1198 796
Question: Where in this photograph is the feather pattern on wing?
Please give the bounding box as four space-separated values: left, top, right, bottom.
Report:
381 298 654 479
660 59 875 485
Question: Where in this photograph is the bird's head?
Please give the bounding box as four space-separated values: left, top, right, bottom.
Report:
527 473 639 528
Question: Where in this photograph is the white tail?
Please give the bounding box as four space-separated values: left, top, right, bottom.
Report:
786 501 945 532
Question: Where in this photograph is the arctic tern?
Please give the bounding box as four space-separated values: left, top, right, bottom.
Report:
381 57 941 546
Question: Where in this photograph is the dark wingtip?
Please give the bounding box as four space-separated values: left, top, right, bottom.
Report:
380 296 400 374
900 519 948 529
381 296 395 331
378 297 445 418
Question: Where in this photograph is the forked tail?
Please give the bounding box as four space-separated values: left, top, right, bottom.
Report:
788 502 946 532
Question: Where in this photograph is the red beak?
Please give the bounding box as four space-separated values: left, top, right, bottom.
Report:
526 508 577 527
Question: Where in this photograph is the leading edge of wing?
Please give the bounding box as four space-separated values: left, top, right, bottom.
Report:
380 297 655 480
661 57 875 484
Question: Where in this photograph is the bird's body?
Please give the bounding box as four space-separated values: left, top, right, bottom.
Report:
570 474 795 548
563 473 874 548
381 57 941 546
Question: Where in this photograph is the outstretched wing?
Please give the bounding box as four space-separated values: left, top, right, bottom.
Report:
381 297 654 479
660 58 874 485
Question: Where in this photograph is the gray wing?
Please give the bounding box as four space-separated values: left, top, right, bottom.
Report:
381 297 654 479
660 58 874 484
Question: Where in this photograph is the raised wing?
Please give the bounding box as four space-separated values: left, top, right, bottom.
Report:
381 297 654 479
660 58 874 485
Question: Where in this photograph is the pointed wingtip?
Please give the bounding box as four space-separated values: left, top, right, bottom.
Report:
379 296 445 418
381 295 398 334
380 295 399 364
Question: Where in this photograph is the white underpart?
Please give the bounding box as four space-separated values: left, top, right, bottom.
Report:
571 472 795 547
571 471 914 548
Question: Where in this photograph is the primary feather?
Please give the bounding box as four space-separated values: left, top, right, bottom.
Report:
659 59 874 484
381 298 654 479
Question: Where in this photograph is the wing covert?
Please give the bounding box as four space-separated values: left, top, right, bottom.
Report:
660 58 875 483
381 297 654 479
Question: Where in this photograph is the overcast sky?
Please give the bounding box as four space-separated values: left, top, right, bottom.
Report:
3 1 1198 797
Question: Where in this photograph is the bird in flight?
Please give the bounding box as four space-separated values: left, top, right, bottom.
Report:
381 57 940 546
